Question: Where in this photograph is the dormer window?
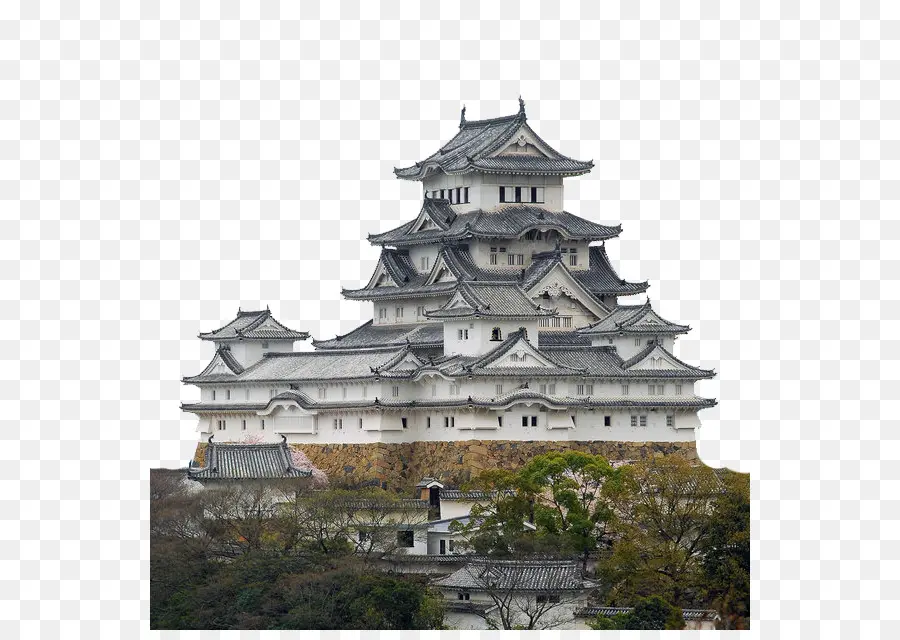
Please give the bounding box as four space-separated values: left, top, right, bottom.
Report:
490 327 503 341
489 246 507 265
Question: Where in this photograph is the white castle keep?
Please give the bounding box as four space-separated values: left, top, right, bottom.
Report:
183 101 716 444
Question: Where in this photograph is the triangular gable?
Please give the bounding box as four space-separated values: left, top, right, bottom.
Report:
424 252 460 285
363 258 400 290
444 289 473 310
526 262 610 319
625 343 692 372
490 123 555 159
206 352 239 376
382 350 426 372
485 339 560 369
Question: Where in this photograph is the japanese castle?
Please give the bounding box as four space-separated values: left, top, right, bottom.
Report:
183 100 716 444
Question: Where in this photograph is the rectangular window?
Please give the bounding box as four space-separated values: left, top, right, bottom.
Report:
449 384 460 395
260 419 266 430
500 186 508 203
216 419 224 430
497 416 503 427
211 389 216 401
648 385 656 395
630 415 637 427
358 417 363 429
604 415 611 426
530 416 538 427
392 386 399 397
622 384 629 395
457 329 463 340
577 384 584 395
333 418 343 430
342 387 347 399
548 384 556 394
241 419 246 430
379 308 387 320
443 416 455 428
640 415 647 427
635 338 642 346
395 307 403 319
401 417 408 429
495 384 504 395
675 384 683 395
246 388 250 400
536 594 561 604
569 250 578 266
396 530 414 548
457 591 470 601
318 387 327 399
426 416 431 429
449 539 456 552
464 186 469 203
270 388 277 398
362 385 367 397
562 317 572 328
657 384 664 395
490 252 498 265
225 389 231 400
449 188 456 204
514 186 522 202
417 305 425 318
431 385 437 397
585 384 593 395
420 257 429 271
666 415 674 427
522 416 528 427
539 383 547 394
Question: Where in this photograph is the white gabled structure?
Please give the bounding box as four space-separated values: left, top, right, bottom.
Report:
183 102 716 445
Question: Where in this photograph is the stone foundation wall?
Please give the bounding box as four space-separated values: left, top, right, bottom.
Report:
195 439 698 491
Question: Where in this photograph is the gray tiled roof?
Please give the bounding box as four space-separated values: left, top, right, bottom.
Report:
620 341 714 376
199 309 309 342
546 345 715 379
394 105 592 180
368 205 620 247
571 244 649 296
188 438 312 481
184 346 245 382
237 348 407 382
524 246 647 296
433 560 597 592
578 299 690 336
440 490 505 501
426 282 554 319
574 607 719 622
313 321 445 350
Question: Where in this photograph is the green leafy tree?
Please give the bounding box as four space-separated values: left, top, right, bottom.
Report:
700 470 751 629
587 596 684 630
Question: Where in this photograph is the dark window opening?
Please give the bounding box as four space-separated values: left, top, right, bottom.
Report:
490 327 503 341
401 417 408 429
397 530 414 547
439 539 446 555
530 416 538 427
514 186 522 202
604 415 611 427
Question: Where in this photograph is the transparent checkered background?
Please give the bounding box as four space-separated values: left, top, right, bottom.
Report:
1 1 895 638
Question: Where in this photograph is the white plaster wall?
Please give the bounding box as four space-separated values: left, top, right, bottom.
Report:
423 173 565 213
372 297 450 325
443 319 540 356
407 245 440 274
223 340 295 368
440 500 478 520
466 238 589 272
440 592 588 631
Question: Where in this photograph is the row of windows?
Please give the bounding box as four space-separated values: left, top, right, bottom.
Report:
499 186 545 204
216 418 265 430
378 306 430 321
426 186 470 204
538 316 574 328
488 246 526 266
212 382 684 403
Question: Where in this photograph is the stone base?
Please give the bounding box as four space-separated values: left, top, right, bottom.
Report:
193 439 698 491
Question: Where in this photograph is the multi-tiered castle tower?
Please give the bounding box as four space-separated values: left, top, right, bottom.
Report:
183 101 715 447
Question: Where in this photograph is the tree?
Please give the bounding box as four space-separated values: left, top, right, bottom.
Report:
700 470 751 629
600 456 724 607
587 596 684 630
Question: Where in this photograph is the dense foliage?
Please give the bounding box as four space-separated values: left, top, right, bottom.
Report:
149 472 444 630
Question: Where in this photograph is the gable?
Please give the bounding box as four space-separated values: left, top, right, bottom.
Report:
490 124 553 159
386 352 426 371
483 340 559 369
526 263 609 319
628 345 686 371
207 354 234 376
366 261 399 289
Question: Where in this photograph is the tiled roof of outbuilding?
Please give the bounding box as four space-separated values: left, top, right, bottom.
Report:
368 205 620 247
393 104 593 181
237 348 406 382
188 437 312 481
184 346 246 382
574 607 720 622
199 308 309 342
433 559 597 592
